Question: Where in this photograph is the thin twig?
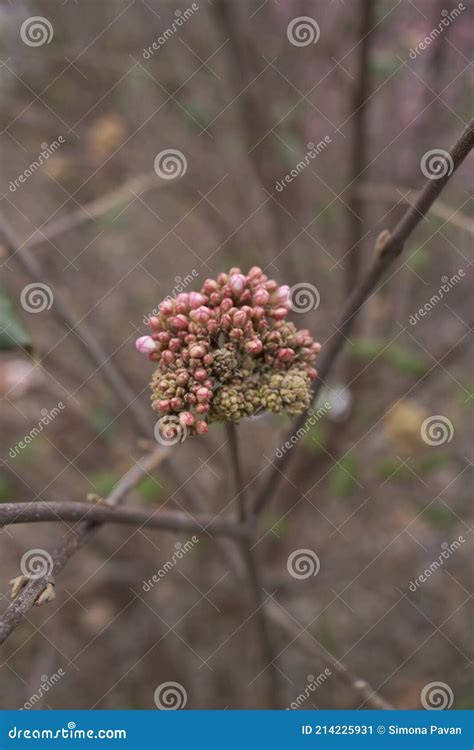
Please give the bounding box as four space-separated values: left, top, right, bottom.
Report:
0 447 166 644
344 0 375 299
253 118 474 516
265 599 392 709
226 423 280 708
0 500 248 538
0 216 151 436
22 173 163 249
357 182 474 236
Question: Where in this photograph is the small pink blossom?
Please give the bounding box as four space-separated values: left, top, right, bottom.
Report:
135 336 157 354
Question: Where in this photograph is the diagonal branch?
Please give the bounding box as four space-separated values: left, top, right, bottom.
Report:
22 173 163 249
253 118 474 515
0 447 167 644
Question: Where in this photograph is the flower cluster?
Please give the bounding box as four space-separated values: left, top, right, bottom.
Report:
136 267 321 436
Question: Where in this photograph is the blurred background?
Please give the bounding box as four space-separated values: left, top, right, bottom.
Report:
0 0 472 710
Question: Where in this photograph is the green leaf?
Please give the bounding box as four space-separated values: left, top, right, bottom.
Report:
0 287 32 352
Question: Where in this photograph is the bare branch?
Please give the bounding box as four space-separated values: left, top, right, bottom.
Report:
0 215 151 436
225 422 280 707
0 500 248 539
265 599 392 710
253 118 474 515
0 447 167 644
357 182 474 236
23 173 163 249
343 0 375 298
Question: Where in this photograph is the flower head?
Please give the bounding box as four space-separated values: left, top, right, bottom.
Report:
136 268 321 435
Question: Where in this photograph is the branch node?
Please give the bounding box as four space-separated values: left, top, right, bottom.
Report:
374 228 392 257
9 575 56 606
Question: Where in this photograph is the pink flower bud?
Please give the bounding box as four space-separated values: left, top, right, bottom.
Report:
253 287 270 306
232 310 247 327
229 273 247 293
203 279 220 294
248 266 263 279
220 313 232 331
220 298 233 313
159 399 170 412
189 291 207 308
176 293 190 306
148 315 161 330
270 307 288 320
275 284 290 305
169 337 181 352
217 273 228 285
209 292 221 306
207 321 218 336
170 314 188 330
194 367 208 381
203 353 214 366
170 397 183 411
253 306 266 321
159 299 174 315
196 403 210 414
196 386 211 402
190 306 211 324
179 411 195 426
245 339 263 355
176 371 189 386
157 331 170 345
161 350 175 365
307 367 318 380
135 336 156 354
195 420 209 435
189 344 205 358
230 328 243 339
278 347 295 362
